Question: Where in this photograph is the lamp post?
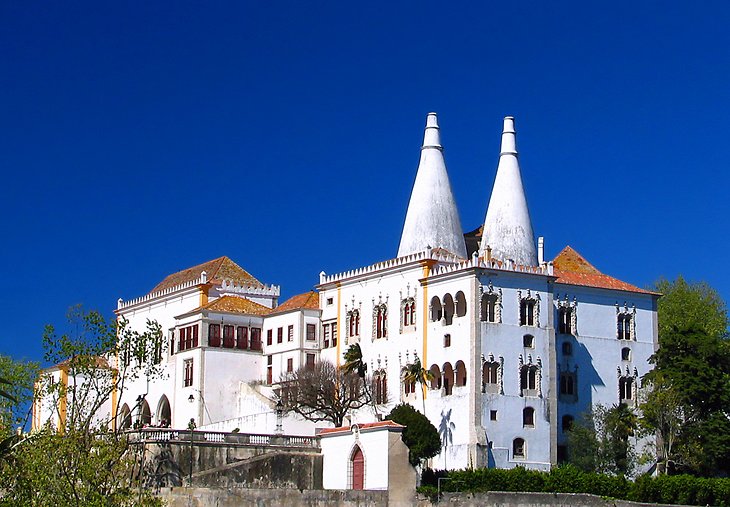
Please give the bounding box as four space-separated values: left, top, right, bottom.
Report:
187 417 196 486
275 399 283 435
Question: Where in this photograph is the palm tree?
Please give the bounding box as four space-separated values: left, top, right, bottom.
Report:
341 344 378 418
401 358 434 415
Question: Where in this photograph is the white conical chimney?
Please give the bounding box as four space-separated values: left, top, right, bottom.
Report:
397 113 467 258
479 116 537 266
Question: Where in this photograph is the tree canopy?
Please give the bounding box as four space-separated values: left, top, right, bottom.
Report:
0 307 164 506
640 277 730 476
279 359 370 427
386 403 440 467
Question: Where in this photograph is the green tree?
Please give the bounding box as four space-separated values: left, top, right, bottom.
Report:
0 307 164 506
386 403 440 467
567 404 638 476
401 358 433 414
653 276 727 339
640 277 730 476
0 356 39 461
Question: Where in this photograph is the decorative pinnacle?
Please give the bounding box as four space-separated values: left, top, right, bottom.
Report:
422 112 442 151
500 116 517 156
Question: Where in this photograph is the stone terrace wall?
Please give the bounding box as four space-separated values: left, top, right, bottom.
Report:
417 491 683 507
160 487 387 507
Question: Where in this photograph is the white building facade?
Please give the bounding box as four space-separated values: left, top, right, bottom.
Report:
34 113 658 474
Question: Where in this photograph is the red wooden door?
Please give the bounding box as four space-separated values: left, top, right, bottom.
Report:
352 447 364 490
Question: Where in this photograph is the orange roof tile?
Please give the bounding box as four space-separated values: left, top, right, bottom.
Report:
553 246 657 295
272 291 320 314
150 256 262 294
197 295 272 316
318 420 405 435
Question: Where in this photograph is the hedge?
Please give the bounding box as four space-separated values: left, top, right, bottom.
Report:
419 466 730 507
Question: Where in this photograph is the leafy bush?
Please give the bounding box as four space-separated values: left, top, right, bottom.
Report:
386 404 440 466
421 466 730 506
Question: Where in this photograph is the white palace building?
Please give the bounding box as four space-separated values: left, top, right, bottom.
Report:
34 114 658 472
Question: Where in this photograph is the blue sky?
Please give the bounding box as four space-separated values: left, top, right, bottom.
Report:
2 1 729 364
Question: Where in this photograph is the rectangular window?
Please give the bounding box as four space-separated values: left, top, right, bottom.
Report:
277 327 283 344
183 359 193 387
223 325 235 348
250 328 262 350
287 358 293 372
267 329 273 346
331 323 337 347
618 314 632 340
306 353 315 370
208 324 221 347
236 326 248 350
490 410 498 421
444 334 451 347
266 355 272 384
306 323 316 341
288 325 294 342
192 325 199 348
323 324 330 348
558 307 573 334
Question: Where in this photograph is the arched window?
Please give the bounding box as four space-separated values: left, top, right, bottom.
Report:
513 438 526 458
619 376 634 403
617 314 632 340
621 347 631 361
520 298 537 326
374 370 387 405
562 415 574 433
455 360 467 387
401 298 416 330
348 309 361 340
429 364 442 389
156 395 171 427
138 399 152 428
523 334 534 348
558 306 573 334
430 297 442 322
442 362 454 396
117 403 132 430
443 294 455 325
373 304 388 339
350 445 364 490
520 365 538 395
481 293 499 323
523 407 535 427
455 291 467 317
482 360 500 393
560 372 576 397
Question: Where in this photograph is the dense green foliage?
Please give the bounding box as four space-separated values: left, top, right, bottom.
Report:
641 277 730 476
420 466 730 506
0 308 164 506
386 403 440 467
566 404 638 476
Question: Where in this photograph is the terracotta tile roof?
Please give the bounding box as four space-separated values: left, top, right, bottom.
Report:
196 295 272 316
150 256 262 294
318 420 405 435
553 246 657 295
46 355 110 372
272 291 320 314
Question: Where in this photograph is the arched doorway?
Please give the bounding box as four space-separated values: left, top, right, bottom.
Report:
118 403 131 430
156 395 171 427
351 446 364 490
138 399 152 427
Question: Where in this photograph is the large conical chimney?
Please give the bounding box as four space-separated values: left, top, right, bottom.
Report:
397 113 467 258
479 116 537 266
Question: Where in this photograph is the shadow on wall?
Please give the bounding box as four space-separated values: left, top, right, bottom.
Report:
569 339 603 415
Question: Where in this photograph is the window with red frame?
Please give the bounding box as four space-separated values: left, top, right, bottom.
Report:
183 359 193 387
287 358 293 372
306 323 316 341
208 324 221 347
267 329 273 346
223 325 235 348
288 325 294 342
251 328 262 351
277 327 283 344
237 326 248 350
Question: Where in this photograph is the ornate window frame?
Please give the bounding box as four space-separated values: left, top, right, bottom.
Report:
556 294 578 335
372 296 388 340
399 296 416 333
479 282 502 323
617 365 639 406
481 353 504 394
518 290 540 327
616 302 637 341
518 354 542 397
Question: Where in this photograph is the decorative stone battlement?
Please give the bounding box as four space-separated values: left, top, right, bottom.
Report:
429 252 554 278
117 276 280 311
218 279 280 298
117 276 206 311
318 248 462 285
